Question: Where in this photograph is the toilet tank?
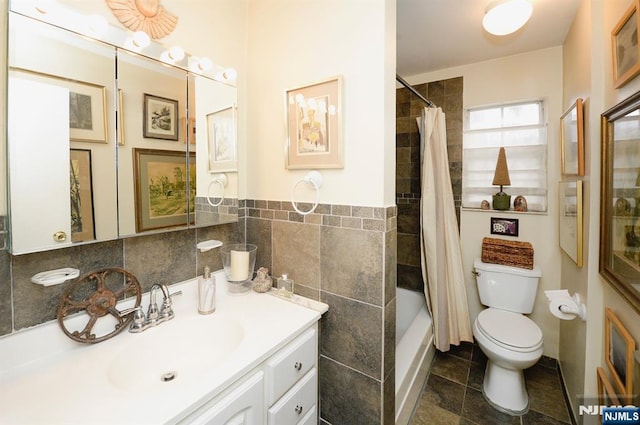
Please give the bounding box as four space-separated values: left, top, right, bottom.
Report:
473 258 542 314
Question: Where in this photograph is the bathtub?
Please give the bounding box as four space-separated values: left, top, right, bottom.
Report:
395 287 434 425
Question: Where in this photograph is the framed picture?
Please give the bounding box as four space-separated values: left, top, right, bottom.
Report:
612 0 640 88
600 92 640 313
143 93 179 141
559 180 583 267
285 76 343 169
133 148 195 232
605 307 635 403
207 106 237 172
12 68 107 143
560 98 584 176
597 367 621 412
68 80 107 143
69 149 95 242
490 217 519 237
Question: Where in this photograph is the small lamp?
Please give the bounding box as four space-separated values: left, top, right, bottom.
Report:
492 147 511 210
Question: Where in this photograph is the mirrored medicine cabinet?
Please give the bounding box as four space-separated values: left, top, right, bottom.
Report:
6 7 239 255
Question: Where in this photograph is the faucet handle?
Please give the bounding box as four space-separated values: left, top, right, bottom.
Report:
117 306 139 318
129 306 146 332
160 298 174 320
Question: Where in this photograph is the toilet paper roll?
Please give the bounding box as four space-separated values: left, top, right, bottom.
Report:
549 298 578 320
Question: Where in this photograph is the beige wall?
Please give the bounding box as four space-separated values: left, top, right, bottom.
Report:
563 1 640 424
560 0 592 420
245 0 396 208
404 47 564 358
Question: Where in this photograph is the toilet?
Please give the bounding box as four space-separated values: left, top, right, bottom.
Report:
472 258 543 415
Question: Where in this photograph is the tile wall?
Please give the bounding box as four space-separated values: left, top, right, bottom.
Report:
243 200 397 425
0 199 398 424
396 77 463 293
0 219 244 336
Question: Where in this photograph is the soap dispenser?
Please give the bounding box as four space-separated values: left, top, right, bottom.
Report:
277 273 294 298
198 266 216 314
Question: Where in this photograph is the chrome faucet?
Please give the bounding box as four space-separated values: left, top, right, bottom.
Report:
127 284 181 333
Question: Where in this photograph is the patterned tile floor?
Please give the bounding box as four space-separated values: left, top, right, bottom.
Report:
409 342 574 425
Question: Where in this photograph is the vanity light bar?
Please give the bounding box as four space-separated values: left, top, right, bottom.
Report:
15 0 234 84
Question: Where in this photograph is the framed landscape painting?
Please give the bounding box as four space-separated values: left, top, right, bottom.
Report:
133 148 195 232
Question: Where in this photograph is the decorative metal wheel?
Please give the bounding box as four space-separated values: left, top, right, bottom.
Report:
57 268 142 344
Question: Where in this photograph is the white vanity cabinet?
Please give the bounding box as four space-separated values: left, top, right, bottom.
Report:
0 275 327 425
181 325 318 425
266 327 318 424
187 372 265 425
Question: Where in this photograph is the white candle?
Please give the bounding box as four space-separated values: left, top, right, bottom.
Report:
230 250 250 281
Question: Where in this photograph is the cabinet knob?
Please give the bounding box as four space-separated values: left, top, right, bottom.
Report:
53 231 67 242
294 361 302 371
295 405 303 414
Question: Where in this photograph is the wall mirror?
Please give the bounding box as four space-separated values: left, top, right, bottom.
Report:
6 6 238 254
601 90 640 313
7 12 118 254
116 49 190 236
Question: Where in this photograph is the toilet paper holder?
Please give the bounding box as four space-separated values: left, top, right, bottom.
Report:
544 289 587 321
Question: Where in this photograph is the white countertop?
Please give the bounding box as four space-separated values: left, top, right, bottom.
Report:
0 271 325 425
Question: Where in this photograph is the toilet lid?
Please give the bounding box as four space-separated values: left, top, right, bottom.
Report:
477 309 543 350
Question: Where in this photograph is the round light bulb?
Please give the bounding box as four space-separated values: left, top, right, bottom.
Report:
198 57 213 72
169 46 185 61
132 31 150 48
222 68 237 81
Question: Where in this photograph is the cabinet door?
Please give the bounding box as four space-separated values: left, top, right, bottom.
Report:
8 75 71 253
188 371 264 425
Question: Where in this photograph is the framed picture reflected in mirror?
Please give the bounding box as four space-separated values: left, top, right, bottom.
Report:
560 98 584 176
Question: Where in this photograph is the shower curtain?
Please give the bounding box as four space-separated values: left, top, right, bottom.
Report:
418 107 473 352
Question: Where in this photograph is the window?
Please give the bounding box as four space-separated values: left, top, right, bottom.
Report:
463 100 547 212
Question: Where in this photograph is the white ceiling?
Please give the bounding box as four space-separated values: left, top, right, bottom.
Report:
396 0 582 77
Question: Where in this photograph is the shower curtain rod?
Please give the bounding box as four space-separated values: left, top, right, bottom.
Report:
395 74 436 108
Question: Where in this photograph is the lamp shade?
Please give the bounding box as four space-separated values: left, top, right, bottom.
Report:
482 0 532 36
492 147 511 187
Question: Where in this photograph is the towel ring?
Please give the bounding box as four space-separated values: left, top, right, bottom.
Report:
207 173 228 207
291 171 323 215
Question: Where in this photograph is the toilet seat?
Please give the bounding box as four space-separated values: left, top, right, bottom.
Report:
476 309 543 353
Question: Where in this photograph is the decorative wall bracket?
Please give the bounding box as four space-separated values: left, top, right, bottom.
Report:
105 0 178 39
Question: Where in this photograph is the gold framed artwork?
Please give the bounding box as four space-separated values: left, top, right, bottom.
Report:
207 106 237 172
600 91 640 313
597 367 621 414
559 180 583 267
143 93 179 141
604 307 635 403
560 98 584 176
69 149 95 242
133 148 195 232
285 76 343 169
613 0 640 88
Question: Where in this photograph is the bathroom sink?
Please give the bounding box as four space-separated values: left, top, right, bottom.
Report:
107 316 244 392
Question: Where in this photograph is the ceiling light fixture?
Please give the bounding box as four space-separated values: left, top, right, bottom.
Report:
482 0 532 36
